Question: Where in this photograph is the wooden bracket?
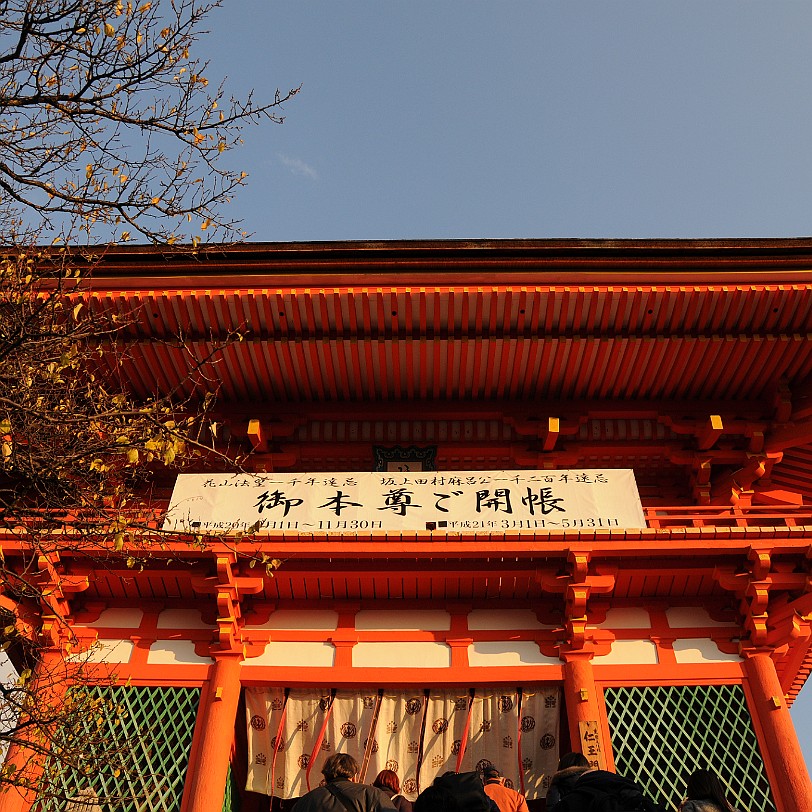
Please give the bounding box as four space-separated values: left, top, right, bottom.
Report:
247 418 268 453
33 553 84 649
192 554 264 655
556 552 616 652
697 414 724 450
542 417 560 452
568 551 591 583
748 548 772 581
772 381 793 424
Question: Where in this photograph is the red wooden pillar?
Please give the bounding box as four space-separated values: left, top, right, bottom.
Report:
0 650 67 812
0 782 29 811
183 654 242 812
743 652 812 812
561 652 608 766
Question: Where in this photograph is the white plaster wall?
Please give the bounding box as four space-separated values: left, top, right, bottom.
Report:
70 639 134 664
592 608 651 629
355 610 450 631
352 642 451 668
467 610 554 630
666 607 738 628
147 640 213 665
673 638 742 663
592 640 659 665
468 641 560 666
156 608 214 629
243 610 339 631
243 641 336 667
92 608 144 628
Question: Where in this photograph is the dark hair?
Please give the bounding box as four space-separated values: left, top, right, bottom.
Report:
322 753 359 782
414 785 461 812
686 769 736 812
557 752 590 771
373 769 400 795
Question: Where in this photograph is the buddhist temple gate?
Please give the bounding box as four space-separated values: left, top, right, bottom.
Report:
1 238 812 812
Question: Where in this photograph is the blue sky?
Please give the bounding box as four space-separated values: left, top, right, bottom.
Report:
200 0 811 769
206 2 812 241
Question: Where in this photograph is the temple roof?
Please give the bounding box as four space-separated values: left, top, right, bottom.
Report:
80 239 812 503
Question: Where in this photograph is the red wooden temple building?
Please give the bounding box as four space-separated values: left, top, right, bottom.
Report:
2 239 812 812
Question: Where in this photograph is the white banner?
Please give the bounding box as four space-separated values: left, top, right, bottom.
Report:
164 469 645 535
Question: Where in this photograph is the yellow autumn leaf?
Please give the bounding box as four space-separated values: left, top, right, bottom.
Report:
104 22 116 36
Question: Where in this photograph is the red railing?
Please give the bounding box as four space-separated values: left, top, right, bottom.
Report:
644 504 812 530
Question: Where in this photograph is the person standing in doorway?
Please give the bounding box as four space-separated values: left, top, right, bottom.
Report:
679 770 741 812
373 769 413 812
481 766 529 812
293 754 397 812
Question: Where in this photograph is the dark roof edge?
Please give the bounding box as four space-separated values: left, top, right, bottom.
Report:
46 237 812 284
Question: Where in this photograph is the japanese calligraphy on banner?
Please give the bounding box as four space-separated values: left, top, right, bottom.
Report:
164 469 645 535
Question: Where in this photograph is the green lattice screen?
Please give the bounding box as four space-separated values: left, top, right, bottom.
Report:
222 763 241 812
35 685 200 812
604 685 774 812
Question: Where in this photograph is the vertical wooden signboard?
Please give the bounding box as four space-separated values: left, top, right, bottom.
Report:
578 720 607 770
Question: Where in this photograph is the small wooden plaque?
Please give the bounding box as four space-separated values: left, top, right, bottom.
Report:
578 720 607 770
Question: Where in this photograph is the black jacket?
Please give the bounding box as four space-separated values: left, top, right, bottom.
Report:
551 770 662 812
546 765 590 809
433 771 499 812
292 780 398 812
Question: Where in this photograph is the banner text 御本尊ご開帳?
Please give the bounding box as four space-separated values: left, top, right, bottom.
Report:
163 469 645 535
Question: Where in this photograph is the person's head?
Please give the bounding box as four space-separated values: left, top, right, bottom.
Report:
557 752 590 771
373 769 400 795
414 785 461 812
481 766 502 785
686 769 735 811
322 753 359 783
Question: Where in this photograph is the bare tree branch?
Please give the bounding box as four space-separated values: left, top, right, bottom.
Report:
0 1 293 799
0 0 299 243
